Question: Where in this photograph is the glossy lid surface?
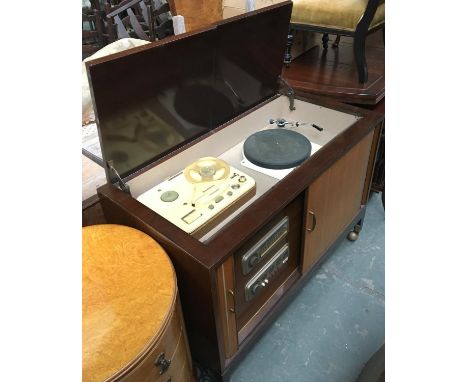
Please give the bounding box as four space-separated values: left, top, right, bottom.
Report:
86 2 293 183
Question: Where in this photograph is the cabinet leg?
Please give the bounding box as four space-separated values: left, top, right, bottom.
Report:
347 224 362 241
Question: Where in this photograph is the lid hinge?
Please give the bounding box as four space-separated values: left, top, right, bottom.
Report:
278 76 296 111
107 161 131 195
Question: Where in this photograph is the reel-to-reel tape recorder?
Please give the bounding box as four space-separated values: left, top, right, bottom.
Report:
137 157 256 238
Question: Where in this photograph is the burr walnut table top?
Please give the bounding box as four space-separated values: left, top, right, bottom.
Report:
82 224 176 382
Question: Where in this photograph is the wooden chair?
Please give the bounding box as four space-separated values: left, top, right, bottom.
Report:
148 1 174 40
284 0 385 83
105 0 174 42
105 0 151 41
82 10 108 59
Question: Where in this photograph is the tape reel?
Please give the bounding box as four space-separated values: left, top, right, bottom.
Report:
184 157 230 184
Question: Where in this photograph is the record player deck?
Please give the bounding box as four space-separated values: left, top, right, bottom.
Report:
136 118 324 238
137 157 256 238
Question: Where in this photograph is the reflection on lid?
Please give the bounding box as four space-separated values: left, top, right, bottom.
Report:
103 108 185 174
174 84 235 127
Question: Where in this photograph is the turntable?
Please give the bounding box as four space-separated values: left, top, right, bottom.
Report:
137 157 255 238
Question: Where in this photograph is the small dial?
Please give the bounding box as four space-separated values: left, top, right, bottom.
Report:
248 253 259 267
231 184 240 190
239 176 247 183
252 283 262 295
160 190 179 202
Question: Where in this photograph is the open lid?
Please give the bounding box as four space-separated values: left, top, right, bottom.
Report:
87 1 292 185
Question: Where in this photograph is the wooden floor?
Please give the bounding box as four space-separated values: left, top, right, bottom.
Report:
282 31 385 105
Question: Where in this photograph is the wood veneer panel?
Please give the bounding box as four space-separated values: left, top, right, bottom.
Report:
82 195 107 226
302 131 374 273
98 192 221 371
82 225 190 382
117 296 193 382
216 256 238 358
361 123 383 205
171 0 223 32
121 300 181 381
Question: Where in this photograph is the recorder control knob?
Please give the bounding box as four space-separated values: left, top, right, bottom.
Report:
231 184 240 190
239 176 246 183
160 190 179 202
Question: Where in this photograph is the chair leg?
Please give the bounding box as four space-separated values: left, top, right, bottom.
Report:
353 32 368 83
322 33 329 50
284 31 294 66
332 35 341 48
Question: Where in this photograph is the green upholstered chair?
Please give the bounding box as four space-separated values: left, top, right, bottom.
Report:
285 0 385 83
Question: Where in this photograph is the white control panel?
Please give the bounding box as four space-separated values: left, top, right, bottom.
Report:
137 164 256 236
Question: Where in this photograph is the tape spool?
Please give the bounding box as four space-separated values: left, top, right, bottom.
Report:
184 157 230 184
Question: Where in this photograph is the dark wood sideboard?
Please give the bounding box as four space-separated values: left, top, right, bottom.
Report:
84 3 384 380
95 94 383 380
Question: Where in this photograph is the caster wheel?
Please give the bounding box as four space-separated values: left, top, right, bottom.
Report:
347 231 359 241
347 224 361 241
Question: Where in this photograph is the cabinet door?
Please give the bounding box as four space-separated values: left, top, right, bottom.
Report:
215 256 238 358
302 132 374 274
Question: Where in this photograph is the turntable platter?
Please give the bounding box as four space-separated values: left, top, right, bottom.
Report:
243 129 311 169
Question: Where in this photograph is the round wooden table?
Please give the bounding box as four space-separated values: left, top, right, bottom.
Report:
83 224 192 382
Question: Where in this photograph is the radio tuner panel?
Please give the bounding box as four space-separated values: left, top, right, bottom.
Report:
245 243 289 302
241 217 289 275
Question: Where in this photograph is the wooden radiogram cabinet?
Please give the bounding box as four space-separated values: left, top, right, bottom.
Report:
87 2 383 380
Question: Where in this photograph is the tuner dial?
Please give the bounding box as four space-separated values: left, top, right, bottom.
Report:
248 253 259 268
252 283 262 295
